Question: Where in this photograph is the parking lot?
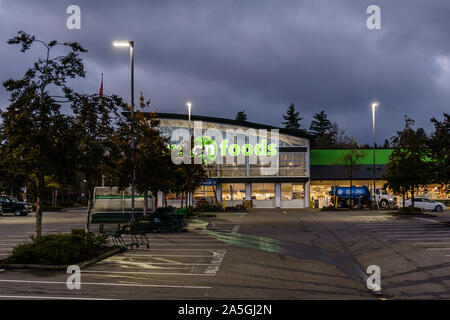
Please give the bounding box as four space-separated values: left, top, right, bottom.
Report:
0 211 245 299
1 208 450 299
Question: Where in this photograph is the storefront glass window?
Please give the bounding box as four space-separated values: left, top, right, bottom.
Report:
222 183 246 200
281 183 305 200
194 186 216 200
252 183 275 200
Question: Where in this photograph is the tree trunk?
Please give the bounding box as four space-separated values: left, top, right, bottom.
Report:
411 184 415 207
35 194 43 239
84 188 93 234
34 173 44 239
164 193 167 207
143 189 148 217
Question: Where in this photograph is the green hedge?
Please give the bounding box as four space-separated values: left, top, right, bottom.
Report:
4 229 109 265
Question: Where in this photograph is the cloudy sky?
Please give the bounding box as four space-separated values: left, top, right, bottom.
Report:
0 0 449 144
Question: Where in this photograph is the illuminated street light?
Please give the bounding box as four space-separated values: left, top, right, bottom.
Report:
113 40 136 221
186 101 192 207
186 101 192 134
372 102 378 209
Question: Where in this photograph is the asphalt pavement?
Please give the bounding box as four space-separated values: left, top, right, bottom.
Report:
0 207 450 299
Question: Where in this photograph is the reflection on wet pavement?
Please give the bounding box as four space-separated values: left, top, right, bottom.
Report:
202 225 367 284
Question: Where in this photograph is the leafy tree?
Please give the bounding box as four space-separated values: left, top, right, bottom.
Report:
389 116 429 207
282 103 305 132
178 163 206 208
315 122 357 148
0 31 86 238
427 113 449 193
384 150 410 207
340 147 368 208
235 111 248 122
383 139 390 148
133 93 173 215
69 92 126 232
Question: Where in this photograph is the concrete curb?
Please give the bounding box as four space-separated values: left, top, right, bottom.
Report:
0 248 123 270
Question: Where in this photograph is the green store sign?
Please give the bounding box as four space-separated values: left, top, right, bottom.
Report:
171 136 278 164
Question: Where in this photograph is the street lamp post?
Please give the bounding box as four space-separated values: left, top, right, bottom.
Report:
372 102 378 210
113 40 136 222
186 101 192 206
186 102 192 136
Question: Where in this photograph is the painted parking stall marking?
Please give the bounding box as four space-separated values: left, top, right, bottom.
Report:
356 218 450 259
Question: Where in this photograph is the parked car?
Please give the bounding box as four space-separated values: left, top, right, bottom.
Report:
404 197 447 212
0 195 31 216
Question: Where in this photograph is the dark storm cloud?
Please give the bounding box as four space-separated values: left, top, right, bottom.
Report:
1 0 449 144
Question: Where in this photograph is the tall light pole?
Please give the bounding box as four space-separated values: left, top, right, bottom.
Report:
113 40 136 222
372 102 378 209
186 101 192 206
186 102 192 135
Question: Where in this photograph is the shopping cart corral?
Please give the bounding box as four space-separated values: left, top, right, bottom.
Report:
98 223 150 249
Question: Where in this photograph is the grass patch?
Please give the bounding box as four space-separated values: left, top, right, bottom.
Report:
3 229 110 265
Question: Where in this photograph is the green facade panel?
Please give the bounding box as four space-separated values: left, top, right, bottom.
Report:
310 149 393 166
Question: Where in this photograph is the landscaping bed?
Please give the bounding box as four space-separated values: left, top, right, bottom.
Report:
0 229 119 269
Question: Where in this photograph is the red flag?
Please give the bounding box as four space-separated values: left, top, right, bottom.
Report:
99 73 103 99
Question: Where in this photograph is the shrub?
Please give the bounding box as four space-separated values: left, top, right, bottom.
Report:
137 211 187 233
194 203 224 212
4 229 109 265
224 205 247 212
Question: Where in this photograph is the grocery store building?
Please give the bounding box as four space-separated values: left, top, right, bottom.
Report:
156 113 311 209
94 114 448 211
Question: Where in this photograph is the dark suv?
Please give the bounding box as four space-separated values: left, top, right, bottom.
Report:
0 195 31 216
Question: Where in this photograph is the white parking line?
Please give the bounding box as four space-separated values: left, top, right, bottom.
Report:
143 244 229 246
378 231 450 234
0 279 212 289
414 242 450 245
104 262 221 266
144 239 223 242
82 270 215 276
136 248 225 251
427 248 450 251
362 225 444 229
122 254 219 258
0 295 115 300
398 237 450 241
414 217 440 224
